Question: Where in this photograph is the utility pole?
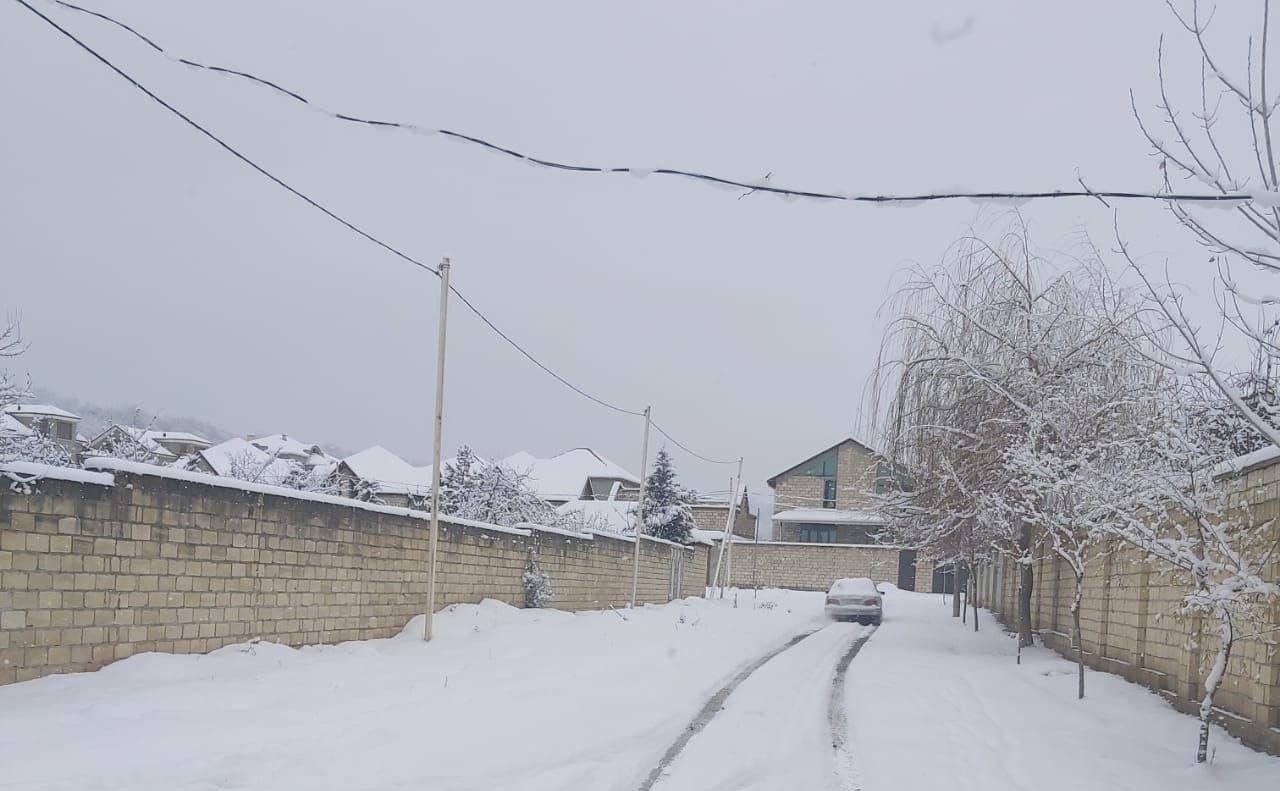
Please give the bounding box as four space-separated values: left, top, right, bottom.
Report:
629 406 652 609
710 457 743 599
750 485 761 609
424 258 451 641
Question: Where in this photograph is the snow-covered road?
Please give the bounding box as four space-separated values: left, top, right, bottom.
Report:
2 588 1278 791
649 621 872 791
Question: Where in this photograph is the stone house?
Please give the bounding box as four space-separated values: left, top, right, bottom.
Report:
767 437 891 544
85 424 212 464
689 489 757 539
2 404 82 455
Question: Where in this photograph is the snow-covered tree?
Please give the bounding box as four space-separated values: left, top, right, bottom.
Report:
448 457 560 528
439 444 480 514
522 548 553 608
0 318 74 468
640 449 695 544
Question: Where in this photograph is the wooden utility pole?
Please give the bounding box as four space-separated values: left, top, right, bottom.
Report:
424 258 451 641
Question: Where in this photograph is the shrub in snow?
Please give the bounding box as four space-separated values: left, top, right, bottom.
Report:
640 449 695 544
0 320 75 469
522 549 553 608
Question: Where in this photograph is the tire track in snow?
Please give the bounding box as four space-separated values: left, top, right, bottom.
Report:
829 627 877 791
634 626 824 791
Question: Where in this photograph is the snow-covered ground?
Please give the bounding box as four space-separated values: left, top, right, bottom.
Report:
0 590 825 791
845 591 1280 791
2 588 1277 791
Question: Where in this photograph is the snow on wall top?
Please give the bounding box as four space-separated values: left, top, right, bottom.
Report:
770 508 886 525
503 448 640 501
3 403 81 421
1 461 115 487
1212 444 1280 478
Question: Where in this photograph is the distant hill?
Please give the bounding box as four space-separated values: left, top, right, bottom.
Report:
31 387 236 444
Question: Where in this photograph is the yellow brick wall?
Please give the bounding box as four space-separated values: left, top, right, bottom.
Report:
984 459 1280 755
715 542 935 592
0 472 703 685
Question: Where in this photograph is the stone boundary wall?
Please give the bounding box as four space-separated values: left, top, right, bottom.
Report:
713 541 937 593
0 467 708 685
979 457 1280 756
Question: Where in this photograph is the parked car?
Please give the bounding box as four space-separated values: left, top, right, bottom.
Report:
825 577 884 625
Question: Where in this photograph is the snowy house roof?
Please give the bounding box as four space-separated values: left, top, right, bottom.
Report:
248 433 334 465
3 403 81 421
340 446 432 496
88 425 179 460
0 413 35 438
146 430 211 446
195 438 297 486
503 448 640 502
555 498 637 534
770 508 885 525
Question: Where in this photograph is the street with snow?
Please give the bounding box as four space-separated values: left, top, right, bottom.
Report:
2 588 1276 791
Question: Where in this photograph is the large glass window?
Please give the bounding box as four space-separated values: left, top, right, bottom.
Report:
799 448 838 477
797 524 836 543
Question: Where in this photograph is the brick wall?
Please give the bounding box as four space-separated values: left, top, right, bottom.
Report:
980 458 1280 756
712 541 937 593
0 469 709 685
690 503 757 539
770 440 882 516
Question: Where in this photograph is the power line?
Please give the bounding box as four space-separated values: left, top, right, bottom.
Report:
651 421 739 465
46 0 1265 208
14 0 646 425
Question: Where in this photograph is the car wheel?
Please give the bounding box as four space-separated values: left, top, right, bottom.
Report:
872 617 882 626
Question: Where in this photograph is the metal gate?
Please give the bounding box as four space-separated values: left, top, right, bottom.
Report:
897 549 918 591
669 548 685 600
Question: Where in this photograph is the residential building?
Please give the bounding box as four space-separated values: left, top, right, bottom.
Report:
86 424 211 464
2 404 82 454
689 489 757 539
501 448 640 506
766 437 891 544
335 445 432 507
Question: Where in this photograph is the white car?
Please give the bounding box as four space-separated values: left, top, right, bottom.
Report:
825 577 885 625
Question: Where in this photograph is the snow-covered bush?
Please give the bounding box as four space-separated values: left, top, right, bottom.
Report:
522 549 553 608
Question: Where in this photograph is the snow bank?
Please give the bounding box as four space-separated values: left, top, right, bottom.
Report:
0 590 825 791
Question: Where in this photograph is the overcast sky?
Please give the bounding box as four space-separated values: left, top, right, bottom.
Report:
2 1 1269 522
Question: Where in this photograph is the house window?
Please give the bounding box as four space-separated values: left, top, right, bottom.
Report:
799 448 838 477
797 524 836 543
822 478 837 508
54 421 74 441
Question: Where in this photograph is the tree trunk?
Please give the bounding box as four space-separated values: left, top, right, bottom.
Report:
1197 609 1234 764
1071 575 1084 700
952 565 963 618
972 571 980 632
961 562 968 624
1017 525 1035 648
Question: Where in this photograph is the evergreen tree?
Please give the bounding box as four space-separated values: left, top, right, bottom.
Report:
439 444 479 513
640 449 695 544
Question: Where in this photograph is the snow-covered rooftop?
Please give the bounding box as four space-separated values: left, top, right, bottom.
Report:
196 438 297 486
341 446 432 496
556 498 636 534
0 413 35 437
503 448 639 501
3 403 80 421
248 433 333 464
770 507 886 525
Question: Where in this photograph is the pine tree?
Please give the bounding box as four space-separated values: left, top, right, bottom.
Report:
640 449 695 544
439 444 478 513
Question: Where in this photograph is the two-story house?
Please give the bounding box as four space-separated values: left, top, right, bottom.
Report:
86 424 212 464
2 404 83 455
766 437 889 544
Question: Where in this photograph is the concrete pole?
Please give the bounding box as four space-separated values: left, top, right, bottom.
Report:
710 457 743 599
424 258 451 641
750 485 761 608
629 406 652 608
